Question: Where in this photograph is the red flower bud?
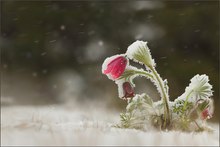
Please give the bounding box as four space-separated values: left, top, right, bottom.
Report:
201 108 212 120
122 82 135 98
103 56 127 79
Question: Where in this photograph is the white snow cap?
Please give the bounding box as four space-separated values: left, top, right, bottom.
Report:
126 40 155 67
101 54 127 81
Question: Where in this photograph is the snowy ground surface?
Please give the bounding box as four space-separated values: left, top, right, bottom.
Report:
1 104 219 146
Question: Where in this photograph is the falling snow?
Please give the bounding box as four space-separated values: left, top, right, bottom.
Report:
60 25 66 30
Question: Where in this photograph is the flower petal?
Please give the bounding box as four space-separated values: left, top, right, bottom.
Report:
102 54 128 80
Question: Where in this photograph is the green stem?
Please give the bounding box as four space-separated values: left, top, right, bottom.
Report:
135 70 154 80
194 120 202 130
183 90 193 111
149 66 170 128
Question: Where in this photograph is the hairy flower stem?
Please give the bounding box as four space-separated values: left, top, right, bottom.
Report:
194 120 203 131
183 90 193 111
149 66 170 128
136 70 154 79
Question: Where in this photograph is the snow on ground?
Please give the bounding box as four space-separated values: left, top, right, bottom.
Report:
1 104 219 146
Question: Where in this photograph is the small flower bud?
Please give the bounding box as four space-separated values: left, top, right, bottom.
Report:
122 82 135 99
201 108 212 120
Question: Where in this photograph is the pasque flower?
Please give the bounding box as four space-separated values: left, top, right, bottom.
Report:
201 108 212 120
102 55 127 80
102 40 214 131
122 82 135 98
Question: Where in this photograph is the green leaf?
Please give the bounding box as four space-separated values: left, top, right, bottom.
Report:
126 41 155 68
121 94 163 130
172 100 193 116
143 94 153 106
197 99 210 111
184 74 213 101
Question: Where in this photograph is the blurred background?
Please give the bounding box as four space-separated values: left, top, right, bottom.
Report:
1 1 219 121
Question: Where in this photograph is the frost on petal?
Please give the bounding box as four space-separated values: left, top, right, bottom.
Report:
126 40 155 68
115 80 135 99
102 54 128 80
175 74 213 103
115 79 126 98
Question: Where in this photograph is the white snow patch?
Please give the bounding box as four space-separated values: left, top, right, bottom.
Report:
1 105 219 146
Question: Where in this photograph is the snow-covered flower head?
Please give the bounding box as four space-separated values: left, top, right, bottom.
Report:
102 54 128 80
126 40 155 68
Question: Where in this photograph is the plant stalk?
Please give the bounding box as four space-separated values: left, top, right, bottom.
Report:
183 90 193 111
149 66 170 128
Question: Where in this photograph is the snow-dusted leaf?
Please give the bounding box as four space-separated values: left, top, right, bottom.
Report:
142 94 153 106
126 40 155 68
176 74 213 104
122 94 163 130
185 74 213 100
126 94 154 111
